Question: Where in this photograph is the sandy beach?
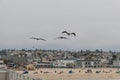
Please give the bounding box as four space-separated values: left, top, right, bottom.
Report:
16 68 120 80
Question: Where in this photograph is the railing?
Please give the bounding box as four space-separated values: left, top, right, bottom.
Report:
7 69 41 80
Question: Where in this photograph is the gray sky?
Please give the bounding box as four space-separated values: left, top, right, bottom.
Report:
0 0 120 51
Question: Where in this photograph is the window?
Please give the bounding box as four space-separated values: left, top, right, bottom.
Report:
88 62 90 64
94 62 96 64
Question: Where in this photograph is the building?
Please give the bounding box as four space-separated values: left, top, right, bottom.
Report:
36 62 52 68
76 60 102 68
53 58 76 68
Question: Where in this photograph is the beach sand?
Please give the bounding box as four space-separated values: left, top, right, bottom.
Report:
16 68 120 80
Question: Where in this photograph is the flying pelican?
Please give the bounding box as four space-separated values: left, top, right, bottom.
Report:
70 32 76 36
29 37 46 41
55 36 70 40
62 31 70 35
61 31 76 36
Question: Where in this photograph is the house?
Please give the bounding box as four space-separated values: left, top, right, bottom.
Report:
36 62 52 68
53 58 77 68
75 60 102 68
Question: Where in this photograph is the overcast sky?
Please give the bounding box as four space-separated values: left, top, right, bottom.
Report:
0 0 120 51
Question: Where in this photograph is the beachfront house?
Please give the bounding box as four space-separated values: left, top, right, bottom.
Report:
32 58 52 68
53 58 76 68
76 60 102 68
36 62 52 68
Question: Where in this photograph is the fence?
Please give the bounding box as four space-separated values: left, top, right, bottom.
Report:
7 69 41 80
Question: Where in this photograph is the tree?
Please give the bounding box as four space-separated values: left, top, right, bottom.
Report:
112 55 117 60
95 49 100 53
3 59 9 64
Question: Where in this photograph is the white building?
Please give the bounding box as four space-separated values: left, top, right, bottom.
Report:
53 59 76 68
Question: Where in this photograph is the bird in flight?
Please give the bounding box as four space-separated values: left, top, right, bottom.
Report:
62 31 76 36
55 36 69 40
70 32 76 36
30 37 46 41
